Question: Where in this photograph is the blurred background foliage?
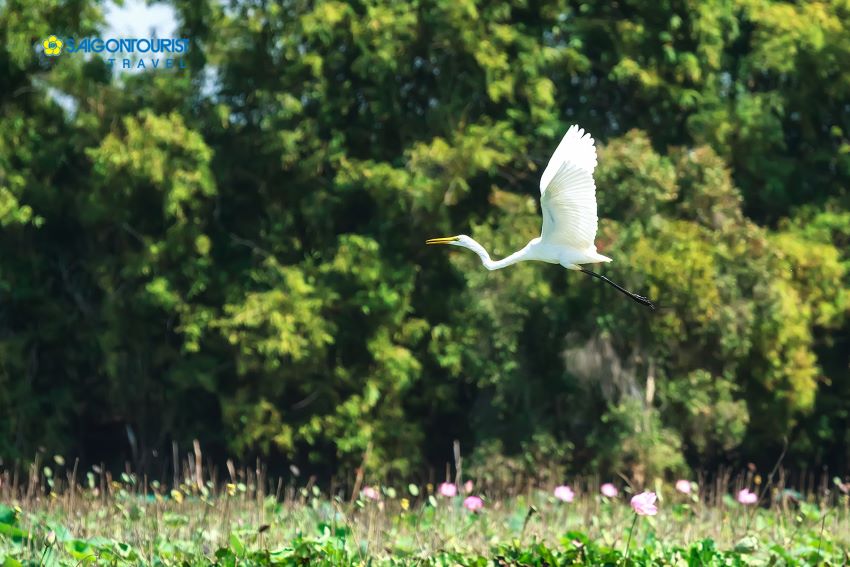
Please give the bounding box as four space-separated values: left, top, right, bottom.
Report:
1 0 849 484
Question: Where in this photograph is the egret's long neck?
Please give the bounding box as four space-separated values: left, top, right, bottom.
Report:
463 239 533 271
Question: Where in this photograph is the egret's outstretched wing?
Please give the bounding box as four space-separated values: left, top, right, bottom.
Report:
539 125 597 194
540 161 598 249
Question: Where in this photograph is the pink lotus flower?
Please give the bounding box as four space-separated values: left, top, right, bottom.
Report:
361 486 380 501
438 482 457 497
553 485 575 502
600 483 619 498
464 480 474 493
463 495 484 512
737 488 758 505
675 480 691 494
630 491 658 516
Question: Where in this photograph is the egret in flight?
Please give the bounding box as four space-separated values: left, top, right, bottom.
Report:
426 125 654 309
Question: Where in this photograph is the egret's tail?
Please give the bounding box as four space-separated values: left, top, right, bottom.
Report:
564 250 611 270
585 248 612 264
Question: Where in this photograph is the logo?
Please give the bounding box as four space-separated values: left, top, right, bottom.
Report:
36 35 189 70
42 35 64 57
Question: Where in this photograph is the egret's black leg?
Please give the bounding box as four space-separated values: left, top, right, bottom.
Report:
579 267 655 310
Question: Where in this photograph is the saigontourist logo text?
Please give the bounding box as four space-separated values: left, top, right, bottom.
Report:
37 35 190 70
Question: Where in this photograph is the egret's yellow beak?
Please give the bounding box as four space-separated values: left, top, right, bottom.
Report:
426 236 459 245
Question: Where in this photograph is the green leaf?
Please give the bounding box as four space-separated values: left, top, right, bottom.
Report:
229 532 246 557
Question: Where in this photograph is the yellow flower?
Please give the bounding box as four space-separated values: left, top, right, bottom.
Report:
400 498 410 511
43 35 64 56
170 489 184 503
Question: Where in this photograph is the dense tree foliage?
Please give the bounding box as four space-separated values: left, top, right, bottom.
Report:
1 0 849 481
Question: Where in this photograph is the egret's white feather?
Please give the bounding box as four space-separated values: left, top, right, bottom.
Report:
540 161 598 251
539 124 597 194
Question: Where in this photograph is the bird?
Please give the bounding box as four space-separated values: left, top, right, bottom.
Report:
426 125 655 310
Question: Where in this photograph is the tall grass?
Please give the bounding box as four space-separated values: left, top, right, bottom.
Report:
1 450 849 564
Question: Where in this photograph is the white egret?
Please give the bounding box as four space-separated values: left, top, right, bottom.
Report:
426 125 654 309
